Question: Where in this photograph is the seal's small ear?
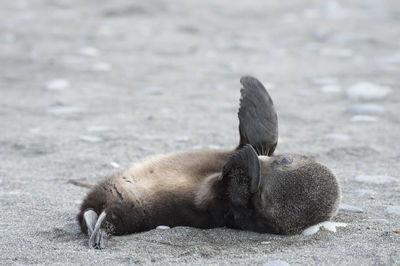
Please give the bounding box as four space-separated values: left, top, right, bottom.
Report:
238 76 278 156
223 144 260 194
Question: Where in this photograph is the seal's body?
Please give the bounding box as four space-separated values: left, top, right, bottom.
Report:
78 150 232 236
78 76 340 249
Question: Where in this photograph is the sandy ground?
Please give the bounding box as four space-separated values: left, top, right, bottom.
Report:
1 0 399 265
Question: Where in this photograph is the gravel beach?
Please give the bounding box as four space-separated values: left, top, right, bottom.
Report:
1 0 399 265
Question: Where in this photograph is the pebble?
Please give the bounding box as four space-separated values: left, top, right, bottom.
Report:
0 32 16 42
262 260 290 266
96 25 114 37
320 85 341 93
312 77 337 85
79 135 102 143
78 46 99 57
320 47 353 57
355 175 397 185
59 55 86 66
156 225 170 230
323 1 349 19
192 145 203 150
45 79 70 91
47 106 85 115
322 134 350 141
0 191 23 196
355 189 376 196
339 204 363 213
174 136 190 142
270 49 287 57
142 87 164 95
29 127 41 134
378 51 400 65
110 162 120 168
347 104 386 115
302 221 348 236
92 62 112 72
261 241 271 245
351 115 378 122
346 82 391 100
386 206 400 215
87 126 109 132
142 135 167 141
207 145 222 150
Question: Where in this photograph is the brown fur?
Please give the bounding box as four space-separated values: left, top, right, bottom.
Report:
77 150 232 235
77 76 341 249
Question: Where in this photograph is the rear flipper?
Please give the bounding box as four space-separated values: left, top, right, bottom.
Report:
238 76 278 156
83 210 107 249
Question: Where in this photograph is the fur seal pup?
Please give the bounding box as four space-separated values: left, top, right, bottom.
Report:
77 76 340 249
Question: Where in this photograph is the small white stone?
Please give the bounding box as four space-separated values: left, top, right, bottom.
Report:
321 221 348 232
156 225 170 230
302 224 321 236
322 134 350 141
92 62 112 72
270 49 287 57
302 221 347 236
346 82 391 100
174 136 190 142
347 104 386 115
386 206 400 215
87 126 109 132
79 135 102 143
320 85 341 93
29 127 41 134
207 145 222 150
355 175 397 185
97 25 114 36
261 241 271 245
159 107 171 114
78 46 99 57
262 260 290 266
1 32 16 42
339 204 363 213
48 107 85 115
142 135 166 141
303 8 319 19
192 145 203 150
351 115 378 122
46 79 70 90
355 189 376 196
378 51 400 65
312 77 338 85
110 162 120 168
0 191 23 196
143 87 164 95
320 48 353 57
60 55 86 65
324 1 348 19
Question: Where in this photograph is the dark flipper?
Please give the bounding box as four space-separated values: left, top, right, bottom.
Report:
84 210 107 249
238 76 278 156
222 145 261 207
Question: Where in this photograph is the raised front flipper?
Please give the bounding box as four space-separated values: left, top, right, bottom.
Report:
238 76 278 156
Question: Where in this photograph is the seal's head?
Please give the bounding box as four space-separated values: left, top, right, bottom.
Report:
223 145 340 234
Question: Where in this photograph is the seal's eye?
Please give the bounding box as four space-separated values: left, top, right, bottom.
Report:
279 157 292 165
